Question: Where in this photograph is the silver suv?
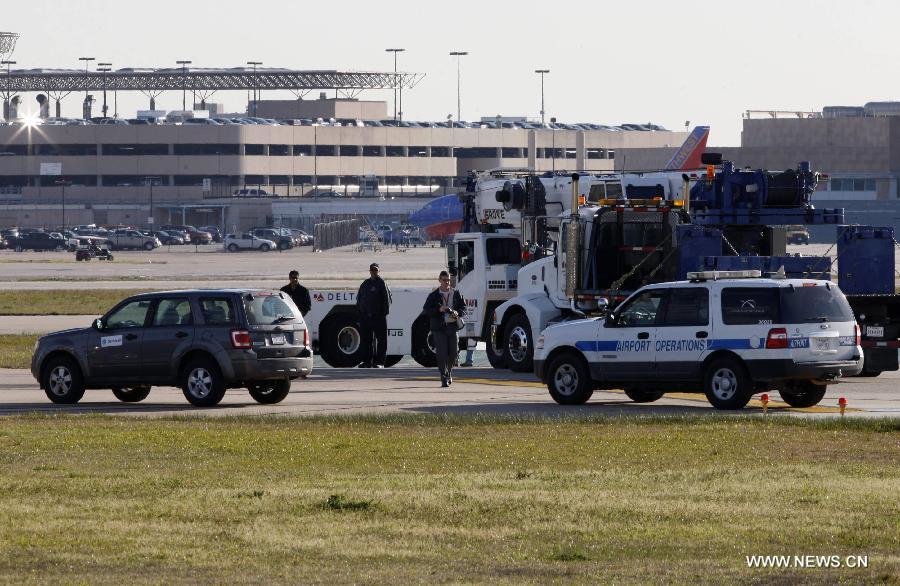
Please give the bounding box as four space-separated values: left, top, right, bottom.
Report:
31 289 313 406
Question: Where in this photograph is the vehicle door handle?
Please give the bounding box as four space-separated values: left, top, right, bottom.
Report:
695 331 708 339
125 333 138 341
637 332 649 340
175 331 189 338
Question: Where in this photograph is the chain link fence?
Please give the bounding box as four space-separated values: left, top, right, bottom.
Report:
313 219 360 251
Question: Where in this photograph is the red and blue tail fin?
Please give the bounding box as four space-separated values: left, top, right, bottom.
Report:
664 126 710 170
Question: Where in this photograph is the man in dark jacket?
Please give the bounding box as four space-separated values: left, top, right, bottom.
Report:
423 270 466 387
356 262 392 367
280 270 312 316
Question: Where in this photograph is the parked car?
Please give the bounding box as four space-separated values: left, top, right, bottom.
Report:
154 230 185 245
108 229 161 251
8 231 68 252
233 188 270 198
160 225 212 244
31 289 313 406
224 233 277 252
198 226 224 243
249 227 293 250
786 225 810 245
289 228 314 246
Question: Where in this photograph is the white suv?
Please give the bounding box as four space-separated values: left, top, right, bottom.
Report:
534 271 863 410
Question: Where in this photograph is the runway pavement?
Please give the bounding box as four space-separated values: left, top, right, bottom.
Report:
2 366 897 419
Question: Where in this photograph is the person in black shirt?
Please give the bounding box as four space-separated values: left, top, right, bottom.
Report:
356 262 392 367
280 270 311 316
422 270 466 386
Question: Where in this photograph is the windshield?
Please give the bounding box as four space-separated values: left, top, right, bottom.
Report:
243 293 300 325
780 284 854 323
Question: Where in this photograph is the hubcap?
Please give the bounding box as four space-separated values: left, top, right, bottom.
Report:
711 368 737 400
48 366 72 396
553 364 579 396
337 326 361 355
508 326 529 363
187 367 213 398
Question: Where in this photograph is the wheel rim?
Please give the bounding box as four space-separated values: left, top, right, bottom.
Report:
553 363 579 396
508 326 529 362
48 365 73 396
337 326 360 355
187 367 213 398
251 383 276 396
711 367 738 400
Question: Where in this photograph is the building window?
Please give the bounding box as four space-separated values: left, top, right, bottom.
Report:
362 145 382 157
243 175 266 185
586 148 606 160
317 176 338 185
565 148 577 159
36 144 98 156
501 147 521 158
293 145 313 156
174 144 240 156
245 144 265 156
293 175 313 184
409 146 428 157
456 147 498 159
385 146 405 157
385 176 406 186
103 144 167 156
831 178 876 192
269 144 290 156
339 145 359 157
0 145 27 156
38 175 97 187
269 175 290 185
315 145 336 156
431 146 450 157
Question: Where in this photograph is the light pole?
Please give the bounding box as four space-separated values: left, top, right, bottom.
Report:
78 57 94 118
143 176 158 229
55 179 72 231
1 59 13 121
97 62 111 118
176 60 191 111
551 117 557 173
247 61 262 116
449 51 468 123
385 48 405 121
535 69 549 125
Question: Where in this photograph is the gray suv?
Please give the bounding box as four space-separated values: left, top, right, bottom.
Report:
31 289 313 407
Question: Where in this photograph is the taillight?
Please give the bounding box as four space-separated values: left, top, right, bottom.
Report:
766 328 788 349
855 323 861 346
303 328 310 347
230 329 252 349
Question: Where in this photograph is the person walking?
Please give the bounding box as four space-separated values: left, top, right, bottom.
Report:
280 270 311 316
450 269 474 367
423 270 466 387
356 262 392 368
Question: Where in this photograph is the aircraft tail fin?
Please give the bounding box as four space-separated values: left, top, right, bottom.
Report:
664 126 710 170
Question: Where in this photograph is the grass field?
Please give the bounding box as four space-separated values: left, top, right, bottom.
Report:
0 289 157 316
0 334 39 369
0 415 897 584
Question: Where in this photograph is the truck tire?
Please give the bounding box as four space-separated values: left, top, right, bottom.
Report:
485 338 507 368
703 356 753 410
624 388 665 403
546 352 593 405
383 355 403 367
42 356 86 404
112 386 151 402
227 243 239 252
411 316 437 368
319 313 364 367
248 379 291 404
779 381 827 408
503 313 534 372
181 357 226 407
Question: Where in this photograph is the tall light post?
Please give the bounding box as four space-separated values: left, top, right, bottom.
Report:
385 48 405 121
97 62 111 118
247 61 262 116
55 179 71 231
1 59 13 121
551 117 557 173
449 51 468 123
143 176 158 229
176 60 191 111
535 69 549 125
78 57 94 118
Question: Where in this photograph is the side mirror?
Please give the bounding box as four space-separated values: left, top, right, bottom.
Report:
93 318 104 330
604 312 618 327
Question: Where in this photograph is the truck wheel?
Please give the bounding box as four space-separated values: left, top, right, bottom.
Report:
485 337 507 368
383 355 403 367
227 243 239 252
546 352 593 405
503 314 534 372
319 313 364 367
624 388 665 403
181 358 226 407
411 316 437 368
144 241 155 251
779 381 827 408
703 357 753 410
112 386 151 403
248 379 291 404
259 244 271 252
42 356 86 404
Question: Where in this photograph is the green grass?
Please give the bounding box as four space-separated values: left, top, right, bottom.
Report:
0 334 39 368
0 289 158 315
0 415 897 584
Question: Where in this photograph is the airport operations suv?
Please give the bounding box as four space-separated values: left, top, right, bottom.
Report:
534 271 863 410
31 289 313 407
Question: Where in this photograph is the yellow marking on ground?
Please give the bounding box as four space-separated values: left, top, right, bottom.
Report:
415 378 860 413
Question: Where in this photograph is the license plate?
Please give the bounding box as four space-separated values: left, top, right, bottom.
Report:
866 326 884 338
270 334 286 345
814 338 832 351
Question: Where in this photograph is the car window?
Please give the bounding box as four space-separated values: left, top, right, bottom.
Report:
780 284 854 324
106 299 152 329
243 293 298 325
661 288 709 327
721 288 779 325
152 298 194 327
199 298 236 325
618 289 665 327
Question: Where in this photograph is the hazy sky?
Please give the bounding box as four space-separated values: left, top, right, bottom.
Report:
6 0 893 145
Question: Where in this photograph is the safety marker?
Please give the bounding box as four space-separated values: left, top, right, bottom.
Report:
839 396 847 417
761 393 769 415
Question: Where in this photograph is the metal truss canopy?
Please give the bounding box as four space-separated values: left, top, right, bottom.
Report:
2 68 423 93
